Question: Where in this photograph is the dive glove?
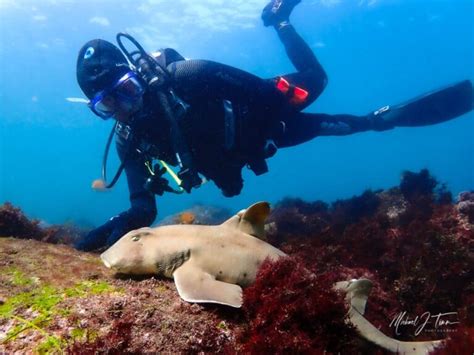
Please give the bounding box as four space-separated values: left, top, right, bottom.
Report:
178 168 202 193
144 166 176 196
74 215 129 252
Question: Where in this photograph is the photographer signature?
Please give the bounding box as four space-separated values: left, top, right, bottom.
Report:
390 311 459 336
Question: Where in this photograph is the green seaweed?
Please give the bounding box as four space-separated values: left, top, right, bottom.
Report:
156 285 168 293
63 280 113 298
70 328 87 340
67 327 99 346
0 285 61 320
217 321 229 331
0 279 115 351
11 270 34 286
1 267 35 288
35 335 65 354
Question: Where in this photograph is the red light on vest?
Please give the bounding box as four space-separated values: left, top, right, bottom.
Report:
276 77 290 93
292 86 309 104
275 77 309 105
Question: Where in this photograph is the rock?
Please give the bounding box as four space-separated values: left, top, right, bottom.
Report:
457 191 474 223
158 204 231 226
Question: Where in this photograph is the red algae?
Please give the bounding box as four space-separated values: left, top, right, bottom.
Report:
241 169 472 352
0 202 83 245
240 257 360 354
2 169 472 353
66 315 136 354
431 326 474 355
0 202 45 240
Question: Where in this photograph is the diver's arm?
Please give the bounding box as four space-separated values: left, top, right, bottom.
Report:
107 163 157 242
73 143 156 252
104 135 157 245
80 188 156 251
168 60 283 107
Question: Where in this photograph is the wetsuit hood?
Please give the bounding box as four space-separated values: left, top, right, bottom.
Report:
76 39 131 99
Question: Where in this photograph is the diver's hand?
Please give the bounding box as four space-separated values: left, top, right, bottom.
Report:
144 167 173 196
74 216 128 251
178 168 202 193
74 222 114 252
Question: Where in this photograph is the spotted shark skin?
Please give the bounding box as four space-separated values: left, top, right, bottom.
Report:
101 202 285 307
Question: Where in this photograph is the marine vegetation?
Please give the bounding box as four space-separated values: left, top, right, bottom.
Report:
240 257 366 353
260 169 473 353
0 169 472 353
0 202 84 244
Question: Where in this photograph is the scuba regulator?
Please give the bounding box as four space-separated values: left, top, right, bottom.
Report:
95 33 203 195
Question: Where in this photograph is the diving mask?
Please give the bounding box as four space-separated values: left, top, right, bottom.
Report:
89 71 145 119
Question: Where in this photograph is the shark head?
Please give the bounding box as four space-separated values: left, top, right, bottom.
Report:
100 227 164 275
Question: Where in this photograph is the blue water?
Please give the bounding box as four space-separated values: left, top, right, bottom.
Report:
0 0 472 227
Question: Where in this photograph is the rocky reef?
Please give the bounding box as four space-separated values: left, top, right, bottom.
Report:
0 203 85 245
157 204 232 226
250 169 473 353
0 169 472 353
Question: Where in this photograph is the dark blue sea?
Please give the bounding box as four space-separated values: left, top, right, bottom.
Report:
0 0 472 227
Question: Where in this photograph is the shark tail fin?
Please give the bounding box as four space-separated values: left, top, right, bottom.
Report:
335 279 444 354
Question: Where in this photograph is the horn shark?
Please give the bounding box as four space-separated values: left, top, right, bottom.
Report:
100 202 446 353
101 202 285 308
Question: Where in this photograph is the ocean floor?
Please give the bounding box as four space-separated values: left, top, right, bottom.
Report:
0 169 472 353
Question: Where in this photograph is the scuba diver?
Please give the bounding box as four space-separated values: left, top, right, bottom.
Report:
74 0 473 251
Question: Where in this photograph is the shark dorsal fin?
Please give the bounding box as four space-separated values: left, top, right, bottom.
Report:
221 201 270 240
220 214 241 230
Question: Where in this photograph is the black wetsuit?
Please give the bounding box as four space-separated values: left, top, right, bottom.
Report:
76 24 473 250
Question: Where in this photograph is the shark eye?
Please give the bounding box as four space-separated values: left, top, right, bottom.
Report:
131 235 140 242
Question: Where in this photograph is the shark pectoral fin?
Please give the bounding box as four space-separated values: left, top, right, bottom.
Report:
173 263 243 308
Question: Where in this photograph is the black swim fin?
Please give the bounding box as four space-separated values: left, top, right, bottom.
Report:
371 80 473 130
261 0 302 27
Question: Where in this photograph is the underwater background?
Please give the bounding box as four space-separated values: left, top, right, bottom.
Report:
0 0 472 228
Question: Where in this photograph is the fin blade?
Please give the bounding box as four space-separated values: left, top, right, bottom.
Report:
173 262 243 308
389 80 473 127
